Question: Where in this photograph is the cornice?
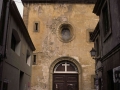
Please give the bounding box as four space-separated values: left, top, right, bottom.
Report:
93 0 104 16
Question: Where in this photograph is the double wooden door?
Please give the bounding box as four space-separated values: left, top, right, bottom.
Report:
53 74 78 90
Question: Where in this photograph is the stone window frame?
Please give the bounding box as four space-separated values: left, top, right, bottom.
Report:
33 21 40 32
57 23 75 43
86 29 94 43
33 54 37 65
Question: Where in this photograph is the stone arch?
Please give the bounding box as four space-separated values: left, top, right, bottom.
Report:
49 56 82 90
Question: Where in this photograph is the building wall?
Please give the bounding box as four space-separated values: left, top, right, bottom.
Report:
99 0 120 57
102 50 120 90
23 3 98 90
6 13 33 75
1 10 33 90
92 0 120 90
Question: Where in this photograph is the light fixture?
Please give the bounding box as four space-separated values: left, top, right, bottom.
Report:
90 48 96 58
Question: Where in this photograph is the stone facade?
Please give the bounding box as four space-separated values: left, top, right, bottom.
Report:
23 3 98 90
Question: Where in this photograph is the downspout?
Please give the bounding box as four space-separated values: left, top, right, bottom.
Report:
0 0 11 88
2 0 11 58
0 0 3 19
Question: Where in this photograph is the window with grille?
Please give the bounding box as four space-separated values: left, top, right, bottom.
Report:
54 61 78 73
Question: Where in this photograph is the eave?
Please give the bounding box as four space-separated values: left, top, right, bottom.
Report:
90 22 99 41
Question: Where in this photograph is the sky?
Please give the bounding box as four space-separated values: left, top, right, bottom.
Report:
14 0 23 17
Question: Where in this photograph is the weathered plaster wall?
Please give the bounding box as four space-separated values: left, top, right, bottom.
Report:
23 3 98 90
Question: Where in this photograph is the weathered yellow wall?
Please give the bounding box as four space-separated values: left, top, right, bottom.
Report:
23 3 98 90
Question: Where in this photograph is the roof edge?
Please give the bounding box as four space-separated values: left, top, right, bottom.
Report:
10 1 35 51
93 0 104 16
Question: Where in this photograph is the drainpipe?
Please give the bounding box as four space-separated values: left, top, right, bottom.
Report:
2 0 11 58
0 0 3 20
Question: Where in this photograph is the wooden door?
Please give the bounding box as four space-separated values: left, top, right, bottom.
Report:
53 74 78 90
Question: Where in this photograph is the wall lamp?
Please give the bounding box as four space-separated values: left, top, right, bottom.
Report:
90 48 96 59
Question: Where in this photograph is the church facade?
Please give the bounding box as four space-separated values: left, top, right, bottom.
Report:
22 0 98 90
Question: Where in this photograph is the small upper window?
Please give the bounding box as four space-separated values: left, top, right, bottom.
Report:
58 24 74 43
11 30 21 56
33 55 36 65
34 22 39 32
54 61 78 73
89 32 93 42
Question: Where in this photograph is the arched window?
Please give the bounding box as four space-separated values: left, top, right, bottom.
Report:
54 61 78 73
57 24 74 43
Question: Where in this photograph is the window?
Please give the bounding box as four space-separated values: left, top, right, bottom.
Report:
58 24 74 43
102 2 110 37
11 30 21 56
86 29 93 42
34 22 39 32
54 61 78 73
26 50 31 66
33 55 36 65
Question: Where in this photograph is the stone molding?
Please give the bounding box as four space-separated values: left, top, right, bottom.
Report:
57 23 75 43
49 56 82 90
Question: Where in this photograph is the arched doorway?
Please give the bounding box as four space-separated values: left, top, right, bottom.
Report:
53 61 78 90
49 57 82 90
